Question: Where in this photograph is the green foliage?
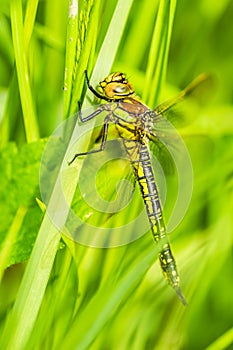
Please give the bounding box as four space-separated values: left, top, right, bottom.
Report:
0 140 46 267
0 0 233 350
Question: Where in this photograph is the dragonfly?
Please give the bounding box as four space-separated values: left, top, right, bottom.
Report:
69 70 207 305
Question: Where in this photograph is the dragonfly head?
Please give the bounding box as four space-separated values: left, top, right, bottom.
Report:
98 72 135 100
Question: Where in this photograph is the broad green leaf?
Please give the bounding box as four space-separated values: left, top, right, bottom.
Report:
0 140 47 267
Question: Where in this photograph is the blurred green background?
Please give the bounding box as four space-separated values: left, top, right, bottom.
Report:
0 0 233 349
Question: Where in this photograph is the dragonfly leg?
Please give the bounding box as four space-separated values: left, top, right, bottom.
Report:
85 70 111 102
79 103 106 123
68 117 109 165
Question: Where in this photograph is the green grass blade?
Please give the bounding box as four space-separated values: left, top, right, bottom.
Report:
204 327 233 350
120 0 159 68
64 0 134 115
0 206 27 282
60 248 157 350
68 0 100 115
87 0 134 88
10 0 39 142
24 0 39 50
63 0 79 119
159 0 177 89
143 0 177 106
0 0 39 148
1 214 61 350
0 72 20 148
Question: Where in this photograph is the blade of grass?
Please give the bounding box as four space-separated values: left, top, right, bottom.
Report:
10 0 39 142
0 206 27 282
121 0 159 68
204 327 233 350
63 0 79 119
68 0 135 113
86 0 134 90
143 0 177 106
70 0 134 114
0 214 62 350
158 0 177 94
33 23 65 52
68 0 100 115
24 0 39 51
0 72 20 148
71 0 135 164
0 0 39 148
60 247 157 350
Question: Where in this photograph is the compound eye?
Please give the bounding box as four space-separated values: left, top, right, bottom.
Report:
113 85 128 94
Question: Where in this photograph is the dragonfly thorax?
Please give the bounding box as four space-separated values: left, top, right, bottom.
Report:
98 72 135 101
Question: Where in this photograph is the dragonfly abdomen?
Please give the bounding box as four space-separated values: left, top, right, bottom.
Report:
123 141 186 304
126 143 165 241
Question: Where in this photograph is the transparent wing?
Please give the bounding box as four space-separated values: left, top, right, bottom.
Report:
66 140 148 247
39 107 146 248
71 138 134 214
148 73 212 172
63 110 149 247
154 73 211 116
146 113 179 175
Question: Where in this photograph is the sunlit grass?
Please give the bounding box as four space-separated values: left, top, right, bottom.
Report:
0 0 232 349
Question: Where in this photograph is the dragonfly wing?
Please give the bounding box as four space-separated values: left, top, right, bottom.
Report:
154 73 210 115
147 111 194 233
148 74 212 174
152 73 212 130
66 138 147 247
74 139 134 214
147 113 182 175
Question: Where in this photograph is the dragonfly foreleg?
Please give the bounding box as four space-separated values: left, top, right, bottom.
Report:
68 117 110 165
85 70 111 102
